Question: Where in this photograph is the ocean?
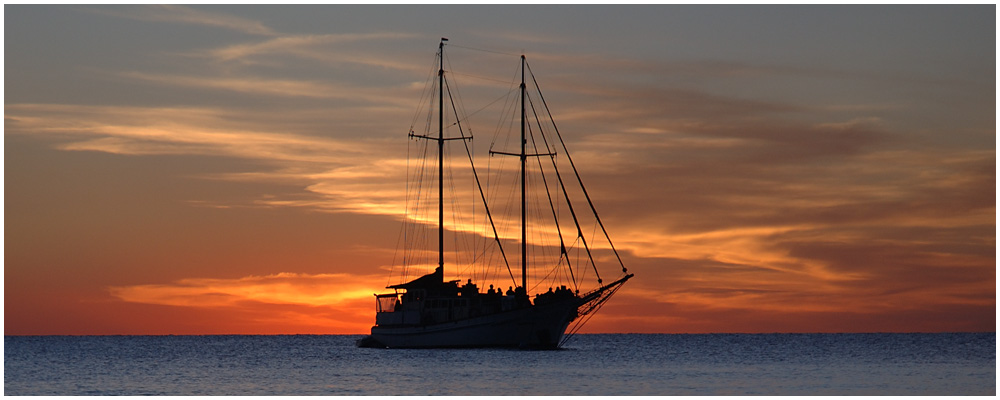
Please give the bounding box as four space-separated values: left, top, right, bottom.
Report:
4 333 994 395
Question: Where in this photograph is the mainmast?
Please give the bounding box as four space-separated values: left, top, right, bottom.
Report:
490 55 555 292
519 54 527 291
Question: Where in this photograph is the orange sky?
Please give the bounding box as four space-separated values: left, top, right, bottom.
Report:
5 5 995 335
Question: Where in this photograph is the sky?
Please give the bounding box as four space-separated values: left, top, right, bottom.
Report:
5 5 995 335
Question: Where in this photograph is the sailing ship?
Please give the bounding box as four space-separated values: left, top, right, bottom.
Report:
357 39 633 349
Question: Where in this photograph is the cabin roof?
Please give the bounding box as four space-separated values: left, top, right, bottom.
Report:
387 266 445 289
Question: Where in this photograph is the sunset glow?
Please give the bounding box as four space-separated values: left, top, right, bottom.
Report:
5 5 994 335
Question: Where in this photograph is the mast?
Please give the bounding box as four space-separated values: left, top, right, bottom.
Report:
438 38 446 274
409 38 469 278
489 54 554 292
520 54 527 291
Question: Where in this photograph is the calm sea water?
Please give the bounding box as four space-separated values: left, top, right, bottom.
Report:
4 333 994 395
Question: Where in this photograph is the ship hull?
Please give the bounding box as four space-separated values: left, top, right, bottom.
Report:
362 300 578 349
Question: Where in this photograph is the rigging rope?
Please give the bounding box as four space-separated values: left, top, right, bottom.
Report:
561 279 627 347
444 77 517 287
527 114 579 292
524 90 603 285
447 43 520 57
408 50 441 134
526 60 629 275
398 45 442 282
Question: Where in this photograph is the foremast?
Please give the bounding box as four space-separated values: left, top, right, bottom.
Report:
408 38 465 278
437 38 445 274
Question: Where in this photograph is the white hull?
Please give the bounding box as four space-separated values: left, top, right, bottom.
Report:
366 300 578 349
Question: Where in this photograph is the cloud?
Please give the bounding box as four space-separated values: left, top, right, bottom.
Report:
118 72 420 107
106 273 384 333
89 7 425 75
89 5 278 36
203 32 421 69
108 272 380 308
7 96 992 301
554 97 993 322
5 105 376 171
7 102 627 272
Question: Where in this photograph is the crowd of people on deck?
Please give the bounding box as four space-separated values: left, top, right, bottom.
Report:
533 285 577 305
457 279 576 307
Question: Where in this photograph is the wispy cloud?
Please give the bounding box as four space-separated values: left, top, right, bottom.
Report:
118 72 421 107
203 32 421 69
106 272 382 333
108 272 379 308
6 104 371 163
7 90 993 301
87 6 428 79
89 5 278 36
